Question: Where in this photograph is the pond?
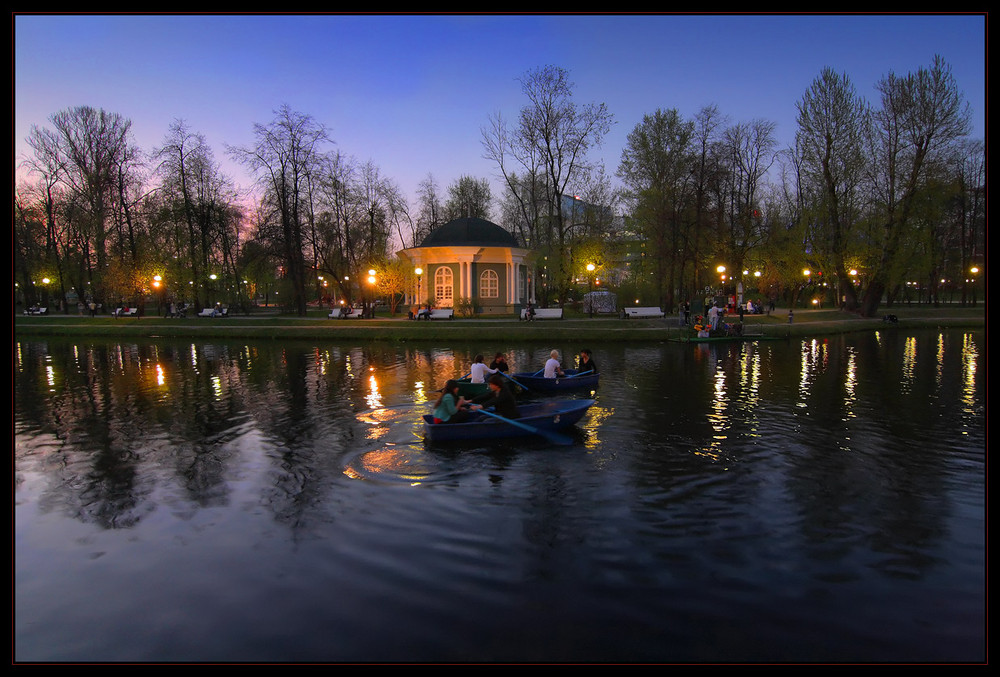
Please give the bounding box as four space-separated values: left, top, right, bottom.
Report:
14 330 985 662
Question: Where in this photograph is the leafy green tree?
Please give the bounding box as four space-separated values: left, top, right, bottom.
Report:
618 108 694 309
795 68 870 310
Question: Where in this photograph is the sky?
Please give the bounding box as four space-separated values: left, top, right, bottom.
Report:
13 13 987 211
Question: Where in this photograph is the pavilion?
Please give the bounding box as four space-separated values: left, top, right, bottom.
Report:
397 217 533 316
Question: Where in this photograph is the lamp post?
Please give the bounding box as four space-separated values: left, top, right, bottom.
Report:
414 267 423 307
367 269 377 318
970 266 979 306
586 263 595 318
152 275 163 316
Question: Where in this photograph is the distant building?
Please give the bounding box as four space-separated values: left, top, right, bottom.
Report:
398 217 533 315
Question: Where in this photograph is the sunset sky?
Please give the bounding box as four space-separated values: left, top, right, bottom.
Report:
14 14 986 207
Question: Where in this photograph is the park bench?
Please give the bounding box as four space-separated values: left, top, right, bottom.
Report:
329 307 365 319
623 307 665 319
196 308 228 318
520 307 563 320
23 307 48 316
427 308 454 320
113 307 138 318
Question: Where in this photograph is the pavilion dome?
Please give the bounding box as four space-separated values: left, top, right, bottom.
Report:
419 217 520 248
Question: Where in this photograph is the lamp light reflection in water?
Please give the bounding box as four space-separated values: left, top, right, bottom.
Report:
936 334 945 388
962 332 978 417
843 347 858 420
365 371 382 412
901 336 917 393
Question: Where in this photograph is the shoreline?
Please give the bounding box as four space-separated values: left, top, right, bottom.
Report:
14 307 986 343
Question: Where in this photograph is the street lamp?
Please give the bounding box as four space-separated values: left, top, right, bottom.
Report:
367 269 377 318
414 267 423 307
586 263 595 317
152 275 163 315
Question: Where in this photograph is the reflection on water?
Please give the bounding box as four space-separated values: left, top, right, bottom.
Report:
14 331 985 662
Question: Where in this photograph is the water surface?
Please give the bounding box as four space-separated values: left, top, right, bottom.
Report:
14 330 985 662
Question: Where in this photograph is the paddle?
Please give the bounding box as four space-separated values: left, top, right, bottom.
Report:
566 369 593 378
499 370 531 392
438 372 472 392
475 408 573 446
531 369 544 377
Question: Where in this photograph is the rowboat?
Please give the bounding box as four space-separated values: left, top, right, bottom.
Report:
422 399 594 442
454 373 522 398
454 379 490 397
509 368 599 392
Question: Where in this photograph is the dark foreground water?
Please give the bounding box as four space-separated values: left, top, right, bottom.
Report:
14 330 985 662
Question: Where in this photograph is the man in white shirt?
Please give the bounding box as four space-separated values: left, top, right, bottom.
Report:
544 350 564 378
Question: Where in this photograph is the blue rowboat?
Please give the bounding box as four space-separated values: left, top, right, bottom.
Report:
422 399 594 442
509 369 599 392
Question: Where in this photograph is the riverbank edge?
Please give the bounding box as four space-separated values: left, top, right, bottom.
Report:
14 312 985 343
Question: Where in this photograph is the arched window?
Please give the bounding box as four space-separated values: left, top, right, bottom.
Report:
434 267 453 306
479 269 499 298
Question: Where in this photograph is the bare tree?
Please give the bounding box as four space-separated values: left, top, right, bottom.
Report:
483 65 613 303
27 107 138 305
860 56 972 316
443 175 493 221
231 105 330 316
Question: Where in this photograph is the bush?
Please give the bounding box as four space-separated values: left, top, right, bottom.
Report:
456 297 477 318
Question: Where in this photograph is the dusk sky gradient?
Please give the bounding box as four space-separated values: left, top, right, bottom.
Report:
14 14 986 215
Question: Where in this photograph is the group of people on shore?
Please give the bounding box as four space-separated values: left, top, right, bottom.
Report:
431 348 598 425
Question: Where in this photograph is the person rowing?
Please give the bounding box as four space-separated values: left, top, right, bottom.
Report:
578 348 598 375
488 352 509 373
468 373 519 419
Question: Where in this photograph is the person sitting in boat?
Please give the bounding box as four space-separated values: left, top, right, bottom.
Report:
433 380 473 424
578 349 598 375
544 350 565 378
468 373 519 419
470 354 499 384
488 352 509 373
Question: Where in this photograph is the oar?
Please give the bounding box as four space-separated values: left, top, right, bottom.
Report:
531 369 544 377
499 370 531 392
476 408 573 446
438 372 472 392
566 369 593 378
